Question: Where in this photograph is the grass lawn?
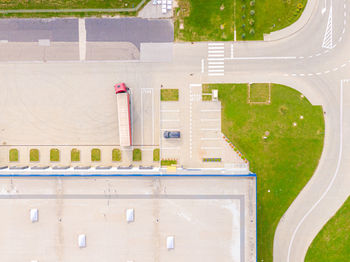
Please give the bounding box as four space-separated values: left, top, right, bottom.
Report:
203 83 324 262
175 0 307 41
30 149 39 162
112 149 122 161
249 83 270 103
0 0 143 10
305 196 350 262
161 89 179 101
71 148 80 162
133 148 142 161
50 148 60 162
153 148 160 162
9 149 18 162
91 148 101 161
161 159 177 166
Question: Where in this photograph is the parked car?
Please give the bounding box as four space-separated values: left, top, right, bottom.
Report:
163 131 180 138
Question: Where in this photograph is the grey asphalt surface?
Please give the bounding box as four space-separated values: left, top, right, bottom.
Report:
85 18 174 48
0 18 173 49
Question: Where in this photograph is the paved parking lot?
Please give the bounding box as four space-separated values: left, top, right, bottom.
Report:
0 176 256 262
0 62 159 167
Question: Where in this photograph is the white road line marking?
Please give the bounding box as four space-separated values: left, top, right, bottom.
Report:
200 119 220 122
200 128 220 131
200 147 222 150
200 109 221 112
208 58 225 61
208 43 224 46
208 69 224 73
315 53 321 56
325 70 330 73
316 72 322 75
78 18 86 61
208 54 225 57
208 73 224 76
201 58 204 73
287 80 343 262
161 147 181 150
161 119 180 122
190 84 202 87
341 63 347 68
322 4 333 49
208 50 225 54
291 74 297 76
208 65 224 69
230 56 297 60
308 73 313 76
161 109 180 112
208 61 224 65
333 67 338 71
208 46 224 50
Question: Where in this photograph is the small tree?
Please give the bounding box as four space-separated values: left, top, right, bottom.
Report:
249 28 255 35
250 0 255 6
250 10 255 16
241 4 246 9
242 33 246 39
242 14 246 19
242 23 246 29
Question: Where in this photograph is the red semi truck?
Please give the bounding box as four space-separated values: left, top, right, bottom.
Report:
114 83 132 147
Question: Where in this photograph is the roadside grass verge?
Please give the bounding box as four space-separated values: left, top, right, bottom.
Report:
175 0 307 41
71 148 80 162
30 149 39 162
203 83 324 262
153 148 160 162
133 148 142 161
91 148 101 161
161 89 179 101
112 149 122 161
249 83 270 103
9 149 18 162
0 0 143 10
161 159 177 166
305 196 350 262
50 148 60 162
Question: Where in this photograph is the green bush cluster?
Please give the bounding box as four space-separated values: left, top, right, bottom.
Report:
240 0 256 39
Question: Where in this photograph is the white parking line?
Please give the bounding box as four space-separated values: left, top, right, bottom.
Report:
161 109 180 112
208 73 224 76
201 58 204 73
78 18 86 61
208 58 225 61
200 147 222 150
161 147 181 150
208 46 225 50
208 61 224 65
200 119 220 122
208 69 224 72
208 65 224 69
208 54 224 57
208 43 224 46
200 109 221 112
208 50 225 54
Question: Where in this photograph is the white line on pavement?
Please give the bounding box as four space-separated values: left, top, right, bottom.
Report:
78 18 86 61
208 73 225 76
208 50 225 54
201 58 204 73
287 79 343 262
208 65 224 69
208 54 224 57
190 84 202 87
200 109 221 112
161 109 180 112
208 46 224 50
200 147 222 150
161 147 181 150
230 56 297 60
208 69 224 73
208 58 225 61
161 119 180 122
208 43 224 46
208 61 224 65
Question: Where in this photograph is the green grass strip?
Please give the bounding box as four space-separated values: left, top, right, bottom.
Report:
161 89 179 101
153 148 160 162
161 159 177 166
30 149 39 162
112 149 122 161
9 149 18 162
91 148 101 162
203 83 324 262
50 148 60 162
305 196 350 262
71 148 80 162
133 148 142 161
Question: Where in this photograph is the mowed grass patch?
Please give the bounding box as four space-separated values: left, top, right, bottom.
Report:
153 148 160 162
112 149 122 161
0 0 144 10
91 148 101 161
161 89 179 101
133 148 142 161
9 149 19 162
236 0 307 40
30 149 39 162
250 83 270 103
305 196 350 262
161 159 177 166
204 83 324 262
175 0 235 41
50 148 60 162
71 148 80 162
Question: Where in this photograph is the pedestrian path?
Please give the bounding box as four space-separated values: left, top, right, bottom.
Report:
207 43 225 76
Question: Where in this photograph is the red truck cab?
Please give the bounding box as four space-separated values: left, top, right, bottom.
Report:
114 83 128 94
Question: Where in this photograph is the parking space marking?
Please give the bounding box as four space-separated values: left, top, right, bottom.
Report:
161 119 180 122
200 147 222 150
78 19 86 61
208 61 224 65
200 118 220 122
208 73 225 76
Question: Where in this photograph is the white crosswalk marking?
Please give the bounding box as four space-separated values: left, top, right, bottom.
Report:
207 43 225 76
322 5 333 49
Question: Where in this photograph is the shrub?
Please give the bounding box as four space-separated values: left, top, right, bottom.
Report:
249 19 255 25
153 148 160 162
250 10 255 16
242 33 246 39
9 149 18 162
242 23 246 29
133 148 142 161
242 14 246 19
250 0 255 6
71 148 80 162
50 149 60 162
241 4 246 9
250 28 255 35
